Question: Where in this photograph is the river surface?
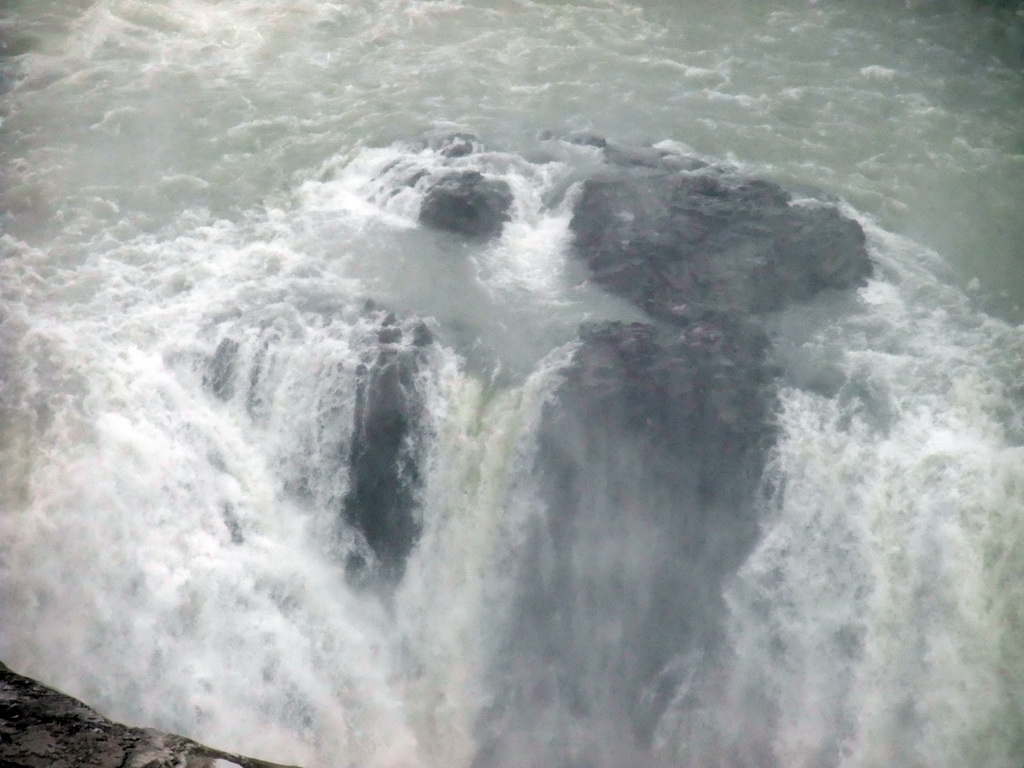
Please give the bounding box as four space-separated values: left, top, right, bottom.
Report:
1 2 1023 767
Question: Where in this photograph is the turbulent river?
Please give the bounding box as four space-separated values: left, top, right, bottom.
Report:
2 2 1024 767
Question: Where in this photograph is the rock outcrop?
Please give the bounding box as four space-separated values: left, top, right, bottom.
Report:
571 169 870 319
419 170 514 238
0 661 302 768
202 306 436 590
477 318 777 767
343 313 435 587
542 317 775 499
474 138 872 767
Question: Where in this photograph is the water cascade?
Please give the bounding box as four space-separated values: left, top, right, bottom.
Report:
2 2 1023 767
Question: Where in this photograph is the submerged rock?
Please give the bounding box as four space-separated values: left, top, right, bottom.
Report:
0 660 302 768
560 130 608 149
419 170 514 238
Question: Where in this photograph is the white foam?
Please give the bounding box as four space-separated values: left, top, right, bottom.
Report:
860 65 897 81
715 222 1024 768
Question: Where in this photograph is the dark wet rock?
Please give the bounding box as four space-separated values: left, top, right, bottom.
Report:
375 133 486 200
244 333 277 420
477 317 776 765
544 318 775 477
204 337 241 401
204 304 435 589
343 314 435 587
571 169 870 319
411 320 434 347
0 660 302 768
419 170 514 238
437 133 479 158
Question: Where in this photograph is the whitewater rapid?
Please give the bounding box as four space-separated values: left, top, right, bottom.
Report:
2 2 1024 767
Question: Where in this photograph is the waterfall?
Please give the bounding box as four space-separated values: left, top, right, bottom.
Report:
2 2 1023 767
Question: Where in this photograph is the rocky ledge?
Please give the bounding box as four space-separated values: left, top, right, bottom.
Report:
571 167 869 319
472 134 873 767
0 661 302 768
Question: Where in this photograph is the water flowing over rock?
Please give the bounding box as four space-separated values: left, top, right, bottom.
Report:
201 307 436 589
419 131 483 158
0 661 302 768
197 136 874 766
4 0 1023 762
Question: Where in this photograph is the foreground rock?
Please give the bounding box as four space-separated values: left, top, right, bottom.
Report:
0 661 302 768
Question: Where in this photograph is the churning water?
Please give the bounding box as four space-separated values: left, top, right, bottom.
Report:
1 1 1023 767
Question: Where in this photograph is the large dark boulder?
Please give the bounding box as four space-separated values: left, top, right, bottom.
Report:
476 317 776 767
419 170 514 238
571 170 870 320
343 314 435 587
0 661 301 768
544 317 774 487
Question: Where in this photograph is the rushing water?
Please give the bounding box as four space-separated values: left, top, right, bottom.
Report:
1 2 1023 767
